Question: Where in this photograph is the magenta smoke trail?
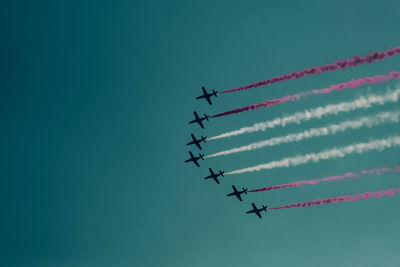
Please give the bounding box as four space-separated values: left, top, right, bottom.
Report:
269 187 400 211
212 71 400 118
220 47 400 94
250 165 400 193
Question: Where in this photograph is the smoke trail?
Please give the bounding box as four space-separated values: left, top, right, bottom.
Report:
212 72 400 118
250 165 400 192
220 47 400 94
226 136 400 175
208 88 400 141
269 187 400 210
206 111 400 158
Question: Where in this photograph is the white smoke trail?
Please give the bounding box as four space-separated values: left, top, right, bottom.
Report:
226 136 400 175
208 88 400 140
206 111 400 158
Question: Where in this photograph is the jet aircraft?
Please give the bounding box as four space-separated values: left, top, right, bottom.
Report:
204 168 224 184
188 111 209 129
184 151 204 167
196 86 218 105
186 133 206 150
226 185 248 201
246 203 268 219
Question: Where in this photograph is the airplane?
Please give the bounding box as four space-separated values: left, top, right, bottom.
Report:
204 168 224 184
226 185 248 201
186 133 206 150
188 111 210 129
184 151 204 167
196 86 218 105
246 203 268 219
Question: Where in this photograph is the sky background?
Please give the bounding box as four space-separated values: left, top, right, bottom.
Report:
1 0 400 266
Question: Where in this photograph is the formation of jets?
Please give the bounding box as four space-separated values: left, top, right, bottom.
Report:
185 86 268 219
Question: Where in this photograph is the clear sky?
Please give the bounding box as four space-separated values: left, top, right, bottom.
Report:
1 0 400 266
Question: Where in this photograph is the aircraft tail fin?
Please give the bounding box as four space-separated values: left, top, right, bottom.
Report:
262 205 268 212
243 188 248 194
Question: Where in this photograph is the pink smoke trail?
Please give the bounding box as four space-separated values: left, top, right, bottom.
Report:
212 71 400 118
220 47 400 94
250 165 400 193
269 187 400 210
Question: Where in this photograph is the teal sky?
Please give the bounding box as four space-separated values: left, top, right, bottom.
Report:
1 1 400 266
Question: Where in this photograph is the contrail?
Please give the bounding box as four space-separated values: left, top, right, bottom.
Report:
226 136 400 175
220 47 400 94
212 71 400 118
250 165 400 192
208 88 400 141
269 187 400 211
206 111 400 158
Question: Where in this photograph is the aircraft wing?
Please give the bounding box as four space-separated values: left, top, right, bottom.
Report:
237 194 242 201
195 142 202 150
214 177 220 184
198 120 204 129
252 203 257 209
205 96 212 105
256 211 262 218
194 160 200 167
